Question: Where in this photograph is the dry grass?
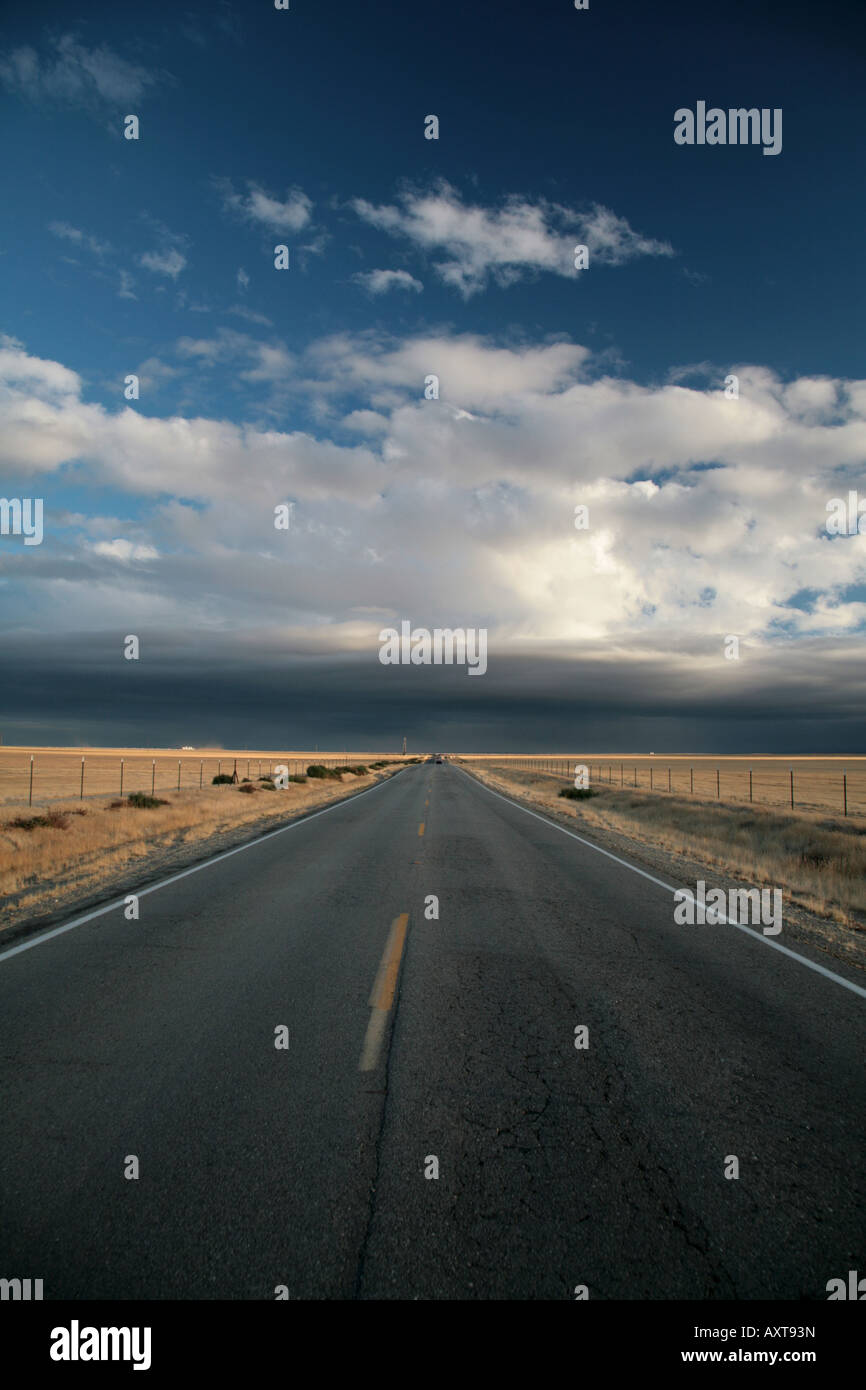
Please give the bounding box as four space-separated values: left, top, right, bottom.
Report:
0 767 397 933
0 746 404 807
467 763 866 930
463 755 866 816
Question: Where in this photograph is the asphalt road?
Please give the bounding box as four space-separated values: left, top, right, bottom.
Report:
0 762 863 1300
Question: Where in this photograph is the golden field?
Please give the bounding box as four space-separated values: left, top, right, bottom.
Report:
0 746 404 807
460 755 866 817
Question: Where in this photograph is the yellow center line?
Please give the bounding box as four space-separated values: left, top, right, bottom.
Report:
418 821 425 836
359 913 409 1071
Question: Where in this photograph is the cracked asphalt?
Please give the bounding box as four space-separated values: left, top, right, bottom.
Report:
0 761 863 1299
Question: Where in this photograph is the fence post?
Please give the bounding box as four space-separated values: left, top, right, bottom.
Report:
790 768 794 810
29 755 34 807
620 762 624 786
690 766 694 794
650 767 653 791
120 759 124 797
843 772 848 817
177 760 181 791
200 760 203 789
218 760 222 785
749 768 753 803
80 757 85 801
716 768 720 799
151 760 156 796
668 767 671 792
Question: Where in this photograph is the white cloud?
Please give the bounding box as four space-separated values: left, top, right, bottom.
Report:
237 267 250 291
140 247 187 279
352 269 423 295
217 179 313 233
175 328 256 363
117 269 137 300
226 304 273 327
89 539 159 562
351 182 674 296
2 332 865 661
135 357 179 392
48 221 113 258
0 34 159 107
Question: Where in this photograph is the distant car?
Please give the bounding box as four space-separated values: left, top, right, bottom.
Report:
436 756 444 763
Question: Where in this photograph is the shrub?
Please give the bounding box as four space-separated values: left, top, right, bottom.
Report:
352 765 368 775
307 764 341 779
127 791 169 808
212 773 234 785
259 779 277 790
289 774 307 783
237 782 257 794
6 809 70 831
559 787 598 801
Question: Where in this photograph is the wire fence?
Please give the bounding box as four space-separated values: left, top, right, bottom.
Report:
465 757 865 817
0 753 398 808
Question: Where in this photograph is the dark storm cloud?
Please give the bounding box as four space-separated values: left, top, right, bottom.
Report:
1 632 863 752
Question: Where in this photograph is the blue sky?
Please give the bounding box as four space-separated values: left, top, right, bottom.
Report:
1 0 864 750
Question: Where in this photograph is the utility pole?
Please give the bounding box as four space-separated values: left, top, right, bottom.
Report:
402 736 407 755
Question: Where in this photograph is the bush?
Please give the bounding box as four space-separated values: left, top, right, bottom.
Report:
289 774 307 783
6 809 70 831
559 787 598 801
259 779 277 790
307 764 340 779
352 765 368 775
127 791 169 808
212 773 234 784
237 782 257 794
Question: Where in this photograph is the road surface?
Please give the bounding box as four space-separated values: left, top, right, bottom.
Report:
0 762 863 1299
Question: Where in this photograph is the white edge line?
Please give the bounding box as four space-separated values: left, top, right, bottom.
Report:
460 768 866 1002
0 768 410 966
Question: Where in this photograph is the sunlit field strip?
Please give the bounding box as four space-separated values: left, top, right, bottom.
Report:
462 756 866 816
